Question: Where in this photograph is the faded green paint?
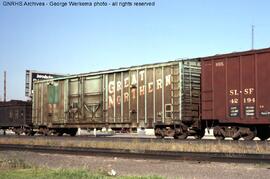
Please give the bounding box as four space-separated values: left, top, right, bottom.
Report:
48 85 59 104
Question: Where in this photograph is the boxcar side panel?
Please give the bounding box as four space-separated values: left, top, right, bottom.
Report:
201 49 270 124
226 57 241 119
115 73 122 123
164 66 172 124
107 73 115 123
123 72 130 122
146 68 154 126
154 67 163 123
257 52 270 120
83 75 103 123
212 58 226 120
129 70 138 126
138 69 146 124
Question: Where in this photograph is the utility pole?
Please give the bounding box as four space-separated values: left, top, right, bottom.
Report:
251 25 254 50
4 71 6 102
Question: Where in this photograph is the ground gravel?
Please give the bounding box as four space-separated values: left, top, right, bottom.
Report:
0 150 269 179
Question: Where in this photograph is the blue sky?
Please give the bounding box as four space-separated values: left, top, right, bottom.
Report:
0 0 270 100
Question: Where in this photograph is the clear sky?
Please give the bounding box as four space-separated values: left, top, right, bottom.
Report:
0 0 270 100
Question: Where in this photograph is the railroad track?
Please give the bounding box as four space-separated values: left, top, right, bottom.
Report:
0 134 269 146
0 143 269 164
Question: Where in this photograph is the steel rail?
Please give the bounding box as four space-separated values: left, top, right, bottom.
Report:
0 144 269 164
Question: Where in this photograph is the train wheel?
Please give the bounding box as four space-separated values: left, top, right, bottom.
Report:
54 129 64 136
29 131 36 136
39 127 49 136
178 132 188 139
243 127 257 140
15 131 21 135
156 135 165 139
214 135 225 140
13 128 22 135
24 128 34 136
173 132 188 139
232 135 241 140
68 128 78 136
232 127 241 140
257 127 270 141
155 128 164 139
243 134 255 140
56 132 64 136
213 126 225 140
174 124 188 140
194 129 205 139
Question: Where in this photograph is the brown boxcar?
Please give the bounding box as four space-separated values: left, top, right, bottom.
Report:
201 48 270 140
32 60 202 138
0 100 32 135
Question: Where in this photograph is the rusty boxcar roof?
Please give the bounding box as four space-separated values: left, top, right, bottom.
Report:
201 47 270 60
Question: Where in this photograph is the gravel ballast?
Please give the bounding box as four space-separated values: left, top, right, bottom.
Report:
0 150 269 179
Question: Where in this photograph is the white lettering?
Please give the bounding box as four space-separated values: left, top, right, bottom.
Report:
108 95 114 108
116 96 121 105
131 74 137 85
165 75 171 86
124 92 129 102
116 81 121 91
36 74 54 79
139 85 145 96
139 71 145 81
124 77 129 88
148 82 153 93
156 79 162 89
108 81 115 94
